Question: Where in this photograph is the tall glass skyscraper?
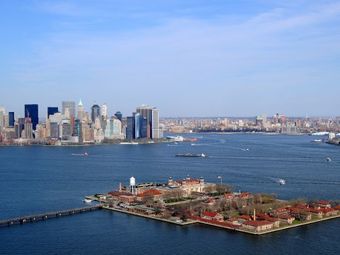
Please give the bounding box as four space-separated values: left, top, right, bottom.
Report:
24 104 39 130
8 112 15 127
47 107 59 118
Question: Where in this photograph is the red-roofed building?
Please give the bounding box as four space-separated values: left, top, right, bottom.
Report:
136 189 162 202
256 213 280 227
202 211 224 222
277 214 295 224
243 220 273 232
316 200 331 209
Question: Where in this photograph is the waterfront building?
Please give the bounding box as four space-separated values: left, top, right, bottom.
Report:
141 117 147 138
91 105 100 123
133 112 141 139
24 104 39 130
8 112 15 127
136 105 161 139
151 108 161 139
136 105 152 138
36 124 47 140
15 118 25 138
0 107 5 130
47 107 58 119
23 118 33 139
126 116 134 140
61 120 72 140
50 122 59 139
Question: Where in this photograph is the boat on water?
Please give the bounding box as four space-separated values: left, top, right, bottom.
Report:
312 139 322 143
278 179 286 185
83 198 92 203
120 142 139 145
72 152 88 157
176 153 207 158
326 157 332 162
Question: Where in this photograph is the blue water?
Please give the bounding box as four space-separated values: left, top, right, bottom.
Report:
0 134 339 254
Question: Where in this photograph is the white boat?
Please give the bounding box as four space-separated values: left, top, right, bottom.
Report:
278 179 286 185
326 157 332 162
83 198 92 203
312 139 322 143
120 142 139 145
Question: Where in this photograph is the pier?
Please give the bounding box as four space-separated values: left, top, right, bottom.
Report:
0 205 102 228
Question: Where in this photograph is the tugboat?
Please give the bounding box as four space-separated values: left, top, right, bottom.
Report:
176 153 207 158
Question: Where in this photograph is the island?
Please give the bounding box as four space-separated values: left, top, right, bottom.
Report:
86 177 340 235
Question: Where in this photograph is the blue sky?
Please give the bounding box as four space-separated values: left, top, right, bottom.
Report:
1 0 340 117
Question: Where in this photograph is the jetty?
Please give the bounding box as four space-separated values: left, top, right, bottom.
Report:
0 205 102 228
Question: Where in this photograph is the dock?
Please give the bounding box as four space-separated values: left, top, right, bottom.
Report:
0 205 102 228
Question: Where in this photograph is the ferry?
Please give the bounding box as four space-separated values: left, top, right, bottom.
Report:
120 142 139 145
83 198 92 203
176 153 207 158
278 179 286 185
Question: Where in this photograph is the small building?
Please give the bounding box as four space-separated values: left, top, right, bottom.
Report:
202 211 224 222
321 208 338 217
316 200 332 209
136 189 162 202
277 214 295 224
243 220 273 232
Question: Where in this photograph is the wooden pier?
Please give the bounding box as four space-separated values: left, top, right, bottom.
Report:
0 205 102 228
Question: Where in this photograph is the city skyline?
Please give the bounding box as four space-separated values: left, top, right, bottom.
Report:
1 1 340 116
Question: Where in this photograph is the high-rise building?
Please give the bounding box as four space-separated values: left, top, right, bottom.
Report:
24 104 39 130
136 105 161 139
91 104 100 123
101 104 108 120
133 112 141 139
114 111 123 121
151 108 161 139
47 107 59 119
16 118 25 138
24 118 33 139
0 107 5 129
77 100 85 121
50 122 59 139
62 101 76 119
126 116 134 140
8 112 15 127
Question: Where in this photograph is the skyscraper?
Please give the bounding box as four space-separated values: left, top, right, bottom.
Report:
24 104 39 130
47 107 58 119
114 111 123 121
0 107 5 129
101 104 108 120
133 112 141 139
8 112 15 127
136 105 161 139
91 104 100 123
62 101 76 119
77 100 85 121
126 116 134 140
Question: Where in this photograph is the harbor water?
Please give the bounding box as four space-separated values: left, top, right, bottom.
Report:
0 134 339 254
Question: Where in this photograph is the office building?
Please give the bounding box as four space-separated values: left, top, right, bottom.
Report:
91 104 100 123
8 112 15 127
133 112 141 139
47 107 59 118
24 104 39 130
62 101 76 119
126 116 134 140
114 111 123 121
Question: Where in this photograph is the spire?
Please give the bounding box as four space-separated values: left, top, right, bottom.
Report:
78 99 83 106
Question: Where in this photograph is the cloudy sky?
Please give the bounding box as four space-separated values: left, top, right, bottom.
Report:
1 0 340 117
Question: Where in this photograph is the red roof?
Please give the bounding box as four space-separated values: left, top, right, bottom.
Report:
202 211 218 218
317 200 331 205
334 205 340 210
137 189 162 197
